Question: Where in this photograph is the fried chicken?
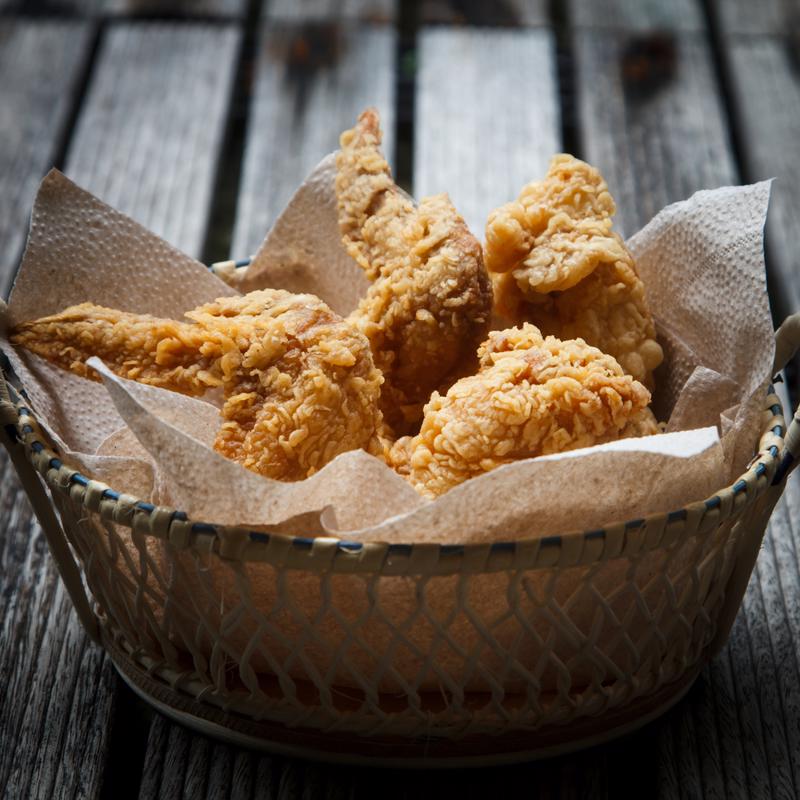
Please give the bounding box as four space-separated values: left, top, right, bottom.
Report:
11 290 385 481
336 108 493 433
485 154 663 389
387 324 654 498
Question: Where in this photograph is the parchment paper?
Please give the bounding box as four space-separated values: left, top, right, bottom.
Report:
0 166 775 545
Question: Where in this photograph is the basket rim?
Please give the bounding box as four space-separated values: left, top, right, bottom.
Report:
1 375 786 575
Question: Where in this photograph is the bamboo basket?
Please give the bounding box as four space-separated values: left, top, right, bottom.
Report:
2 312 800 768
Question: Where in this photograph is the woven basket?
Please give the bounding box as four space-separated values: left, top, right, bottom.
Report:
2 312 800 768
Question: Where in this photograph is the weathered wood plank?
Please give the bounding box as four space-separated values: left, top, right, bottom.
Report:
414 26 560 236
0 0 248 17
230 23 395 257
724 36 800 318
103 0 248 15
569 0 706 32
420 0 549 27
574 29 737 237
0 453 117 800
1 20 243 800
65 21 240 258
139 708 657 799
710 0 794 35
265 0 395 23
0 20 92 295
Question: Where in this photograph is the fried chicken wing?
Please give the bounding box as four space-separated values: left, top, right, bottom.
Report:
336 108 492 432
485 155 663 389
11 290 385 481
387 324 654 497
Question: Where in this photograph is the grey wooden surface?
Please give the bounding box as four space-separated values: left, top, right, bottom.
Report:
724 35 800 320
65 22 240 259
0 457 117 800
420 0 549 27
573 29 737 238
0 20 92 295
0 0 248 17
1 0 800 797
0 17 242 800
568 0 706 31
711 0 798 35
265 0 395 23
231 21 395 257
414 26 560 235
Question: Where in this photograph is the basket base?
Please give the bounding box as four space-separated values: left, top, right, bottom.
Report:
110 649 702 768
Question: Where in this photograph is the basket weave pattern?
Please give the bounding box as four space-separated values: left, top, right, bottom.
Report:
3 395 786 741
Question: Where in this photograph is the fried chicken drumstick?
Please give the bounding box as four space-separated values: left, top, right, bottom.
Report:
11 290 385 480
484 155 663 389
388 324 657 497
336 108 493 432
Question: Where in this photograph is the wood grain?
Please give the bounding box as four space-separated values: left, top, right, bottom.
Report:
574 29 737 237
414 26 560 235
0 452 117 800
0 19 92 295
420 0 549 27
265 0 395 23
569 0 706 32
1 19 244 800
724 36 800 318
230 22 395 257
0 0 248 16
64 22 240 259
710 0 798 35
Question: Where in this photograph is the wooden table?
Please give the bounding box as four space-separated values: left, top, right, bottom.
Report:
1 0 800 796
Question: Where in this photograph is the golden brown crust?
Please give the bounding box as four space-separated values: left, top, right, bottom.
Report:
11 290 385 481
10 303 227 396
485 154 663 389
336 109 493 432
387 324 654 497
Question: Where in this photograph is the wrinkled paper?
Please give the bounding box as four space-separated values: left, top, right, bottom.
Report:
0 166 774 544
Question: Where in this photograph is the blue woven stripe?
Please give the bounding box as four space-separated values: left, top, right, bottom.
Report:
293 537 314 550
192 522 216 534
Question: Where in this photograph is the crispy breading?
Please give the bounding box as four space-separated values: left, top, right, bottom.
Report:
621 407 661 438
336 108 493 432
387 324 654 497
11 290 385 481
485 154 663 389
